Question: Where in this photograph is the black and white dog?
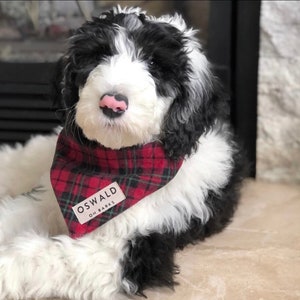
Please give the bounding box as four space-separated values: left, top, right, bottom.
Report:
0 6 245 300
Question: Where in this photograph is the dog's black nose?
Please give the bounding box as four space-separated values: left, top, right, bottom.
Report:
99 93 128 118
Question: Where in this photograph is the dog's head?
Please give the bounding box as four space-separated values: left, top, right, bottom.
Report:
56 6 227 159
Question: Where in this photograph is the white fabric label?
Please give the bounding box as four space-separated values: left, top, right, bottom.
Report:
72 182 126 224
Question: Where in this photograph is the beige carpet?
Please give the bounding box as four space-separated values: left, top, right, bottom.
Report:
138 180 300 300
38 180 300 299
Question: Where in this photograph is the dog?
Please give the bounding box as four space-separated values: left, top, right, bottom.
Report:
0 6 245 300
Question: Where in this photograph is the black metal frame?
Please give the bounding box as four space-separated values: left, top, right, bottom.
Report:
208 0 261 177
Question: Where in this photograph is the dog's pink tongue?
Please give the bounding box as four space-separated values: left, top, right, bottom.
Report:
99 95 127 112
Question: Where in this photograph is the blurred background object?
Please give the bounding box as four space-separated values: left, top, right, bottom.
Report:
0 1 209 62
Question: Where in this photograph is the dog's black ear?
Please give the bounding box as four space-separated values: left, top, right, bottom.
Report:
160 17 230 159
161 77 229 160
50 57 69 122
50 55 78 124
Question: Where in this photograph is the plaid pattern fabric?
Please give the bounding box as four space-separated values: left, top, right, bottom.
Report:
50 130 183 238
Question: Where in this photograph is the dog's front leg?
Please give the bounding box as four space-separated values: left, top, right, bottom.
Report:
0 233 128 300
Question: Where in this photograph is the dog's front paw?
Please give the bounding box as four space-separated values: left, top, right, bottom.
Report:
0 237 56 299
0 234 127 300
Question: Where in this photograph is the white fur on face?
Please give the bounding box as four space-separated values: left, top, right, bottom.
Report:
75 31 172 149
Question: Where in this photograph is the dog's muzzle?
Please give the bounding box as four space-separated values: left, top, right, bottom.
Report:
99 93 128 118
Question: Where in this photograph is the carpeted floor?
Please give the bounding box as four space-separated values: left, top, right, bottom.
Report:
137 179 300 300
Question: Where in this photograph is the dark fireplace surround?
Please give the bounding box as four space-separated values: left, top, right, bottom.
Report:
0 1 260 177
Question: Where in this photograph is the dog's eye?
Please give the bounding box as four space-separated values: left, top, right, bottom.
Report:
148 57 157 67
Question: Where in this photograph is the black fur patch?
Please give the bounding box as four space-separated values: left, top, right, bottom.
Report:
134 22 190 98
122 233 179 297
161 80 230 160
121 138 247 296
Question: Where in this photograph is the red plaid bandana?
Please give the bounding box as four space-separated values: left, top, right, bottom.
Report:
50 130 183 238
